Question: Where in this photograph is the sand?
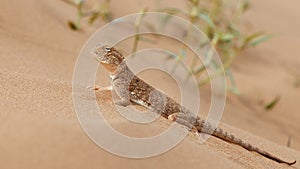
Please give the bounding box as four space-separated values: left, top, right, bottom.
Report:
0 0 300 168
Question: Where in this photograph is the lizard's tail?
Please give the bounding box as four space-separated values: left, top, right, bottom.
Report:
211 127 297 165
170 113 296 165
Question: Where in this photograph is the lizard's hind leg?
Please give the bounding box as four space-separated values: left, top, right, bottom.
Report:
114 99 132 107
168 113 198 134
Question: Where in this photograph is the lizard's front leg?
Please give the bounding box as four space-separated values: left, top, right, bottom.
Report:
87 84 131 106
87 85 113 91
112 79 132 107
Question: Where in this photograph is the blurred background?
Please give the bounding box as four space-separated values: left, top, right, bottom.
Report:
0 0 299 168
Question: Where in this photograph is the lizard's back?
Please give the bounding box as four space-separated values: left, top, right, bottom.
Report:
129 75 183 118
113 62 183 118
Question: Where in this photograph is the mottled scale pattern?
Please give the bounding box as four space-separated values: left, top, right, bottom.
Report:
128 75 183 118
128 76 153 106
104 46 296 165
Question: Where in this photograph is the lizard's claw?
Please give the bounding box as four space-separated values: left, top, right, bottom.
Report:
87 86 112 91
168 113 179 121
87 86 100 90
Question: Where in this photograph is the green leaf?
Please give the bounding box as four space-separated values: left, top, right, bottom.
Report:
220 33 236 42
135 7 148 27
265 96 280 110
244 32 264 44
198 13 216 29
199 40 209 48
228 24 241 37
101 12 113 22
188 0 199 5
74 0 84 5
211 33 220 45
179 49 187 59
240 0 250 13
243 32 272 48
249 34 273 46
193 65 206 74
88 12 99 24
227 69 240 95
166 52 177 60
67 21 79 30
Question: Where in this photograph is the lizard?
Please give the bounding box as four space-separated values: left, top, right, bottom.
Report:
90 44 296 166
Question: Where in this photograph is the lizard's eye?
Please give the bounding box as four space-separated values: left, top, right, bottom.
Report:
104 47 111 52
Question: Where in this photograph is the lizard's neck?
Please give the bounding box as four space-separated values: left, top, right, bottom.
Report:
109 61 128 79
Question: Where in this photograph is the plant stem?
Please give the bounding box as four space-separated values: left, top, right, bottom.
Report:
132 7 148 55
76 1 84 30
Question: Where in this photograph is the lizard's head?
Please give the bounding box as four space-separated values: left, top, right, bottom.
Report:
93 45 125 73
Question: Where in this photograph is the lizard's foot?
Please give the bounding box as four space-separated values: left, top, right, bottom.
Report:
167 113 179 121
87 85 112 91
115 99 131 107
168 113 198 133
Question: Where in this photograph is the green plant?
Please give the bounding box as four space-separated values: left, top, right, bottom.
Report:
264 96 280 110
65 0 271 94
62 0 112 30
155 0 271 94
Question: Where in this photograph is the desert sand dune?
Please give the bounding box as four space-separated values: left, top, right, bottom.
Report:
1 0 300 168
